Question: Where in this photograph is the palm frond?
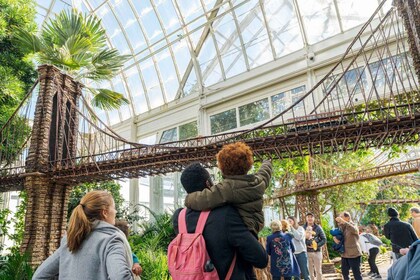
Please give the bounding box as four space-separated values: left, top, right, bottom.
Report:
89 88 130 110
82 49 129 80
13 29 43 54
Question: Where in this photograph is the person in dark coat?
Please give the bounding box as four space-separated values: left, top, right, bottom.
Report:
185 142 272 237
266 220 300 280
383 207 418 259
303 213 327 280
172 162 268 279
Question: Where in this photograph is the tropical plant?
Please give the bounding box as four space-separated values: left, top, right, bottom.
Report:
0 0 37 160
0 251 33 280
133 205 175 251
67 181 126 220
129 207 174 279
15 9 129 110
133 247 170 280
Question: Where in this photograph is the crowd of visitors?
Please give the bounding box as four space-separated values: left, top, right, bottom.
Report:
31 141 420 280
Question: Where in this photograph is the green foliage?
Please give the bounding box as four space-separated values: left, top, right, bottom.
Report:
258 226 272 238
315 151 379 216
133 248 170 280
14 9 129 110
0 192 27 251
0 251 33 280
8 192 27 253
321 216 340 259
0 0 37 159
129 207 174 279
361 184 419 226
255 156 309 196
67 181 126 219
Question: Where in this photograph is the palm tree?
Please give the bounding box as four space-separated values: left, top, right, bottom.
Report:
15 9 129 110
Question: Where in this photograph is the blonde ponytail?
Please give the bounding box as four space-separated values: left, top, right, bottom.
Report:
67 190 113 252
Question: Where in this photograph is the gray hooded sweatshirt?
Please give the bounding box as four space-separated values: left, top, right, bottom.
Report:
33 221 133 280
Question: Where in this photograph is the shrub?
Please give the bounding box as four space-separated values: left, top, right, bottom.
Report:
0 252 33 280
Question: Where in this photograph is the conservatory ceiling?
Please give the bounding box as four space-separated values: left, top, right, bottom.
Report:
35 0 391 126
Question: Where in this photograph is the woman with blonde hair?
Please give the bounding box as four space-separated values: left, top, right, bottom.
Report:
33 190 134 279
266 220 300 280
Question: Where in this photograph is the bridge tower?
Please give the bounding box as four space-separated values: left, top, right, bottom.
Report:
21 65 82 266
395 0 420 80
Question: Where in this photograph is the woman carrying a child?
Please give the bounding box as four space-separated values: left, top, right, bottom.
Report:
266 220 300 280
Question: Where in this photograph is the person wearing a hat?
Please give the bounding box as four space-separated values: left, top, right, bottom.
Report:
303 212 326 280
383 207 418 259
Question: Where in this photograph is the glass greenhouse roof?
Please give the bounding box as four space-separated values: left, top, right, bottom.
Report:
35 0 391 125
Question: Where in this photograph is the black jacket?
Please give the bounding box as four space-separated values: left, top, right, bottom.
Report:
172 205 268 279
303 223 327 253
384 217 418 254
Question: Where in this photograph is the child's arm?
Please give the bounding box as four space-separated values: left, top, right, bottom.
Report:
255 160 273 187
184 182 234 210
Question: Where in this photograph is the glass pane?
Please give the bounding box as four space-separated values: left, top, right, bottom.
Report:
210 109 237 134
239 98 270 126
140 58 164 109
213 6 247 79
171 38 190 79
291 85 306 109
183 68 199 97
51 0 71 15
202 0 218 12
108 108 121 125
296 0 340 44
264 0 303 58
84 0 104 10
156 49 178 101
139 134 157 145
155 0 181 35
132 0 164 44
271 92 286 115
126 68 148 114
111 75 132 121
97 5 130 55
179 121 198 140
337 0 378 31
37 0 52 8
198 37 223 86
111 0 146 53
236 3 272 68
160 128 177 143
369 55 401 89
176 0 206 49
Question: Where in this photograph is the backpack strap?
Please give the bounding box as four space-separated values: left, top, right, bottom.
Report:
225 252 237 280
178 208 188 234
195 210 211 234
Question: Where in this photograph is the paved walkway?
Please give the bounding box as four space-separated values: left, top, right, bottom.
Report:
363 257 391 279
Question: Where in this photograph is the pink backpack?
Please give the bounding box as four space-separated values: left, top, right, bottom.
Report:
168 209 236 280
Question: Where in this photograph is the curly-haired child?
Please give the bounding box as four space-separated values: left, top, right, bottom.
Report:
184 141 272 237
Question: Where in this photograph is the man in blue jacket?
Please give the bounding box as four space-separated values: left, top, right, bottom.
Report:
172 162 268 279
